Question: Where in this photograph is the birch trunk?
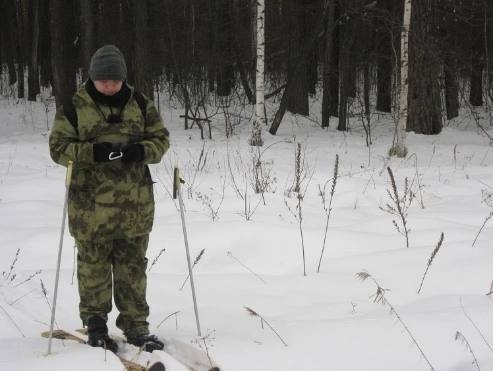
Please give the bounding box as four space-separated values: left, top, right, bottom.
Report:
389 0 411 157
250 0 265 147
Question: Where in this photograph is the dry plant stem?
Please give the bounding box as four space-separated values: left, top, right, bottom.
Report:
0 303 25 337
148 248 166 273
13 270 41 288
472 211 493 247
317 154 339 273
294 143 301 193
227 251 267 284
455 331 481 371
4 248 20 281
417 232 444 294
9 288 37 305
244 307 288 346
192 331 216 368
356 272 435 371
40 279 59 330
157 311 180 329
407 153 425 209
460 298 493 353
387 167 410 248
297 194 307 277
180 249 205 290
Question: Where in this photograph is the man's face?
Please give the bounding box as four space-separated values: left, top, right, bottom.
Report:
93 80 123 96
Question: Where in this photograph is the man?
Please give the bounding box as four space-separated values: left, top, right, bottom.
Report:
49 45 169 352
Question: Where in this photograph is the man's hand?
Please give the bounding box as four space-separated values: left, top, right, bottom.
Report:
122 143 145 163
93 142 115 162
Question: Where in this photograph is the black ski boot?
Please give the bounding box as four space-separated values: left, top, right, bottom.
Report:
127 334 164 352
87 316 118 353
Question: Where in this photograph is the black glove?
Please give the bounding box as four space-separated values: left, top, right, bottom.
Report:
93 142 115 162
122 143 145 163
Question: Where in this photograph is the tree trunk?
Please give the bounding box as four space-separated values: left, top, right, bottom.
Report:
376 56 392 112
133 0 153 98
80 0 96 79
100 0 122 46
376 0 393 112
15 0 25 99
444 55 459 120
470 62 484 106
286 0 309 116
49 0 77 108
487 0 493 99
407 0 442 135
364 62 371 145
469 4 484 107
28 0 40 101
337 9 356 132
337 18 349 131
0 0 18 85
269 86 289 135
329 4 340 117
38 0 52 87
321 0 337 127
250 0 265 146
215 0 234 97
269 1 327 134
389 0 411 157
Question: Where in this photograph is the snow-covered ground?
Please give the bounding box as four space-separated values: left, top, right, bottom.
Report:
1 95 493 371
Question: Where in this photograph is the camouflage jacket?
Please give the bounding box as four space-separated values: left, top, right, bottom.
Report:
49 84 169 241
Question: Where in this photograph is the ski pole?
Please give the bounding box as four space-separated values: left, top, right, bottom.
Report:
173 167 202 336
47 160 73 355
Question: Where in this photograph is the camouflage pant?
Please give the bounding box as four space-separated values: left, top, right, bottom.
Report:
76 235 150 338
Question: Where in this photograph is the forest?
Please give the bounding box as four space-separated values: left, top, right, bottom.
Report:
0 0 493 141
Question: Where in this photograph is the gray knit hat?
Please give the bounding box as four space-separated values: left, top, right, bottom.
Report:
89 45 127 81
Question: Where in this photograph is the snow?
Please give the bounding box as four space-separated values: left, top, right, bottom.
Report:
1 96 493 370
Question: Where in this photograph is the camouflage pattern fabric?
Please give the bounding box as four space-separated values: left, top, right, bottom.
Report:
49 84 169 241
77 236 150 338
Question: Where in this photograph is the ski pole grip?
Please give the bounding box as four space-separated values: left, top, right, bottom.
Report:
65 161 73 188
173 167 180 199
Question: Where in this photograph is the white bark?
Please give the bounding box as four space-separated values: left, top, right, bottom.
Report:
250 0 265 147
390 0 411 157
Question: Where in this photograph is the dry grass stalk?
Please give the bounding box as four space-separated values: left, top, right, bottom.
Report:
472 210 493 247
455 331 481 371
148 248 166 273
179 249 205 290
460 298 493 354
13 270 42 288
356 271 436 371
227 251 267 284
284 197 306 276
244 306 288 346
3 248 20 282
294 143 302 193
381 167 413 248
156 310 180 330
192 330 217 368
8 288 37 305
417 232 444 294
317 154 339 273
40 279 59 330
0 303 25 337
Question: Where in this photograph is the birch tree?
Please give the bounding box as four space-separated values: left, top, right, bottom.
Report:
389 0 411 157
250 0 265 147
